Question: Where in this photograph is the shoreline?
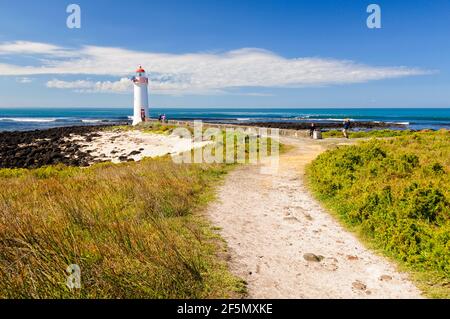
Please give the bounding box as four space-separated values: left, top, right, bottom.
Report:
0 124 209 169
229 121 407 130
0 125 115 168
0 122 447 169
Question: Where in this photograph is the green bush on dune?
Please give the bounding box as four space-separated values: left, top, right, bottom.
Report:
307 130 450 297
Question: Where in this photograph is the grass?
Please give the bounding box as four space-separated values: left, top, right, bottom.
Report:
0 124 280 299
0 157 249 298
108 122 283 163
306 130 450 298
322 129 417 139
104 122 178 135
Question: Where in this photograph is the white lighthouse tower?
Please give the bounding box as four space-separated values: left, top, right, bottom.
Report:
132 65 149 125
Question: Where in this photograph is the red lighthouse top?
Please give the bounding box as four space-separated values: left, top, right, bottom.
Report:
136 65 145 73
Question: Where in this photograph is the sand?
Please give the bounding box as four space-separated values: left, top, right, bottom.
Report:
68 129 211 163
208 136 423 299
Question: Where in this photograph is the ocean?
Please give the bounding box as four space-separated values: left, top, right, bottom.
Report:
0 107 449 132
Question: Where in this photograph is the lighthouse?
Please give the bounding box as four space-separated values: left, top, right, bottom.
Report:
132 65 149 125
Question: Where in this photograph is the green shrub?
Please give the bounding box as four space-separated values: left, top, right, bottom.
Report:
307 131 450 297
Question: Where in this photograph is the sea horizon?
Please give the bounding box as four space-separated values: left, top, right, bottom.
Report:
1 107 450 132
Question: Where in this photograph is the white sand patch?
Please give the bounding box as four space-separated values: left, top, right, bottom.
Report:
68 130 210 164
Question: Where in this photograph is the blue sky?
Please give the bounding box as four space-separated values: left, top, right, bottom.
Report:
0 0 449 108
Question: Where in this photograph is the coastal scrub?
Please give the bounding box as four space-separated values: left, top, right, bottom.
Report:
306 130 450 298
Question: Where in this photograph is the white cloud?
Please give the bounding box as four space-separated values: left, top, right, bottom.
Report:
45 77 226 95
47 79 96 90
0 40 433 95
239 92 274 97
46 78 132 93
16 77 33 83
0 41 76 57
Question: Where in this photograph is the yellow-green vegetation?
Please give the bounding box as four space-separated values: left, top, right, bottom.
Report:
0 158 246 298
322 129 415 139
306 130 450 298
109 122 282 163
208 129 281 162
105 122 178 135
0 124 280 299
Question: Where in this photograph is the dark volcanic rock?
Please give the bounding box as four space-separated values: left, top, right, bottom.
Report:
128 150 141 156
0 125 118 169
234 121 406 130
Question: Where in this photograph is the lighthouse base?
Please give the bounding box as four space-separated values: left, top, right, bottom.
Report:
133 107 149 126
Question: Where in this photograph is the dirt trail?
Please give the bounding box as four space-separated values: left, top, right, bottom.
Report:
208 137 423 299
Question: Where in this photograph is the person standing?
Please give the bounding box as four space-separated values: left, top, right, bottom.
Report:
343 119 351 138
309 123 316 138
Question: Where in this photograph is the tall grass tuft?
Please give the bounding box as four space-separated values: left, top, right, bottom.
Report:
0 158 243 298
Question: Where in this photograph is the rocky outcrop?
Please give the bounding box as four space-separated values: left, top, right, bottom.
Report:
0 125 116 169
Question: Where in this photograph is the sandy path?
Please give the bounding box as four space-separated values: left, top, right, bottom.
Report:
208 137 423 299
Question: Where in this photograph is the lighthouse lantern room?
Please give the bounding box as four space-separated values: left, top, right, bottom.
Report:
132 65 149 125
